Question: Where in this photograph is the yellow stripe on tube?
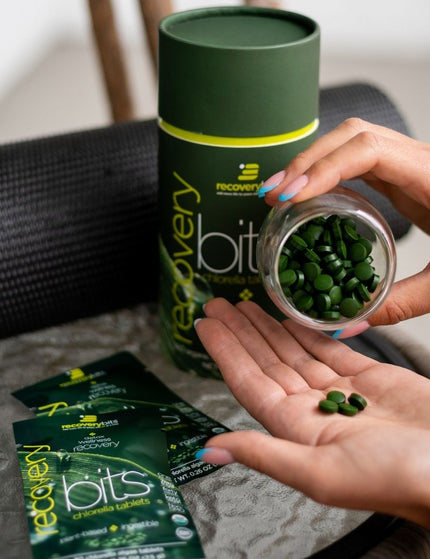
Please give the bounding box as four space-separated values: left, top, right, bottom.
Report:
159 118 319 148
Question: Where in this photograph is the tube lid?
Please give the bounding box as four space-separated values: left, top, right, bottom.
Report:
158 7 320 138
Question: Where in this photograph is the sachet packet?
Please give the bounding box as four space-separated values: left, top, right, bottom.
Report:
13 408 205 559
13 351 228 485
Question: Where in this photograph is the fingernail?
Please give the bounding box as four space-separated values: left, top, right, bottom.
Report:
278 174 308 202
195 447 235 465
332 329 343 339
194 318 202 329
258 170 286 197
337 321 370 339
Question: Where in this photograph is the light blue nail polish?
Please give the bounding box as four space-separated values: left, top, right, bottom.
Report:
332 329 343 339
278 191 298 202
258 183 279 197
195 448 210 461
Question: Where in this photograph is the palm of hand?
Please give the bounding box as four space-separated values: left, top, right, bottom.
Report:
268 361 430 444
197 298 430 519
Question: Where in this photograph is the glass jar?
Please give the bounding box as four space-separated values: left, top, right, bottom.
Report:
257 186 397 331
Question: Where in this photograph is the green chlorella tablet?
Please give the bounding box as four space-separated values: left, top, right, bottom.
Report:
307 223 324 240
295 293 314 312
301 230 316 248
331 220 343 241
316 293 331 312
335 240 347 259
290 234 308 251
344 276 360 293
292 289 307 305
314 274 334 292
343 223 359 242
338 403 359 416
316 244 333 254
319 399 339 413
357 282 371 302
323 252 338 264
348 393 368 410
321 310 341 320
282 246 294 258
339 297 360 318
358 237 373 256
368 274 380 292
326 390 346 404
303 261 321 281
295 269 305 288
354 261 374 281
279 254 289 272
333 267 347 283
326 258 344 274
279 268 297 287
328 285 342 305
304 248 321 263
348 242 368 262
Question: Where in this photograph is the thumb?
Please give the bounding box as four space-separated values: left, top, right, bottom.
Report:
197 430 320 491
368 262 430 327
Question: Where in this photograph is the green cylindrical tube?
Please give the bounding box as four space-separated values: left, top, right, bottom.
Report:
158 7 320 378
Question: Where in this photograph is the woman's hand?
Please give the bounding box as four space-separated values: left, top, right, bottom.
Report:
259 118 430 329
195 297 430 528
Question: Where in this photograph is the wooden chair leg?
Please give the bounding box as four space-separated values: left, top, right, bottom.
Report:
138 0 173 71
87 0 134 122
244 0 282 7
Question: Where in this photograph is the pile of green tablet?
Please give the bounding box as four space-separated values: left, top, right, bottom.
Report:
319 390 368 416
278 215 380 320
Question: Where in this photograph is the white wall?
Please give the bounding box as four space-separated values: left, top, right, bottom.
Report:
1 0 429 100
287 0 430 59
0 1 86 98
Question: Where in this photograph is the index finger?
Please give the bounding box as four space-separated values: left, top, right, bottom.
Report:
197 298 310 393
194 315 291 428
264 119 430 208
283 118 416 187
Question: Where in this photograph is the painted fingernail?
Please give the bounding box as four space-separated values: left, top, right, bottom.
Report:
258 170 286 197
278 174 309 202
337 321 370 339
332 329 343 339
195 447 235 465
194 318 202 329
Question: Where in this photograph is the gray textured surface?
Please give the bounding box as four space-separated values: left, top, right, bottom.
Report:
1 304 428 559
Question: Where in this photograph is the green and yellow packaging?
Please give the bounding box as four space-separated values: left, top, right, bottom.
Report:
13 408 205 559
12 351 229 485
158 7 320 377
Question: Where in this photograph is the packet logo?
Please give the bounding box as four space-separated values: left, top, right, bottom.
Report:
80 415 97 423
69 368 85 380
238 163 259 181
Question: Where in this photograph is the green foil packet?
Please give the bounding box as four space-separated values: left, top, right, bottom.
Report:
12 352 229 485
13 408 205 559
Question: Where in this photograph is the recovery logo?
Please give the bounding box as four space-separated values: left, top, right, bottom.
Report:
69 368 85 380
61 415 119 430
238 163 259 181
80 415 97 423
216 163 262 196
